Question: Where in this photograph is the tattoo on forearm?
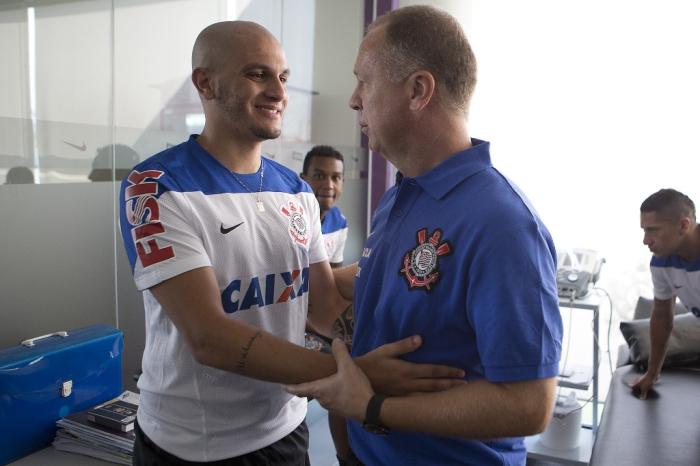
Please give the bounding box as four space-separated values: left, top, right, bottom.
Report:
331 304 354 346
235 331 262 373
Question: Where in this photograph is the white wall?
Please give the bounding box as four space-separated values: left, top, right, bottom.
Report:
114 1 218 130
311 0 363 148
0 9 28 121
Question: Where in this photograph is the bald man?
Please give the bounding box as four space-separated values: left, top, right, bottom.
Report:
119 21 464 465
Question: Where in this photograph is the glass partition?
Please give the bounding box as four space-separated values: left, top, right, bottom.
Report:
0 0 367 390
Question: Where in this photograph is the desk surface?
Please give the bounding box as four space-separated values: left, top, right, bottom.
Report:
559 292 601 311
9 448 113 466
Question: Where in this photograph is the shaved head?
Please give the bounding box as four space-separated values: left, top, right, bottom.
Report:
190 20 289 144
192 21 278 72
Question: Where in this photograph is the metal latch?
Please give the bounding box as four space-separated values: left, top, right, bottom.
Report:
61 380 73 397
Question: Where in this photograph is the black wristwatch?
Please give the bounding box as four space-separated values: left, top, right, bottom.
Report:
362 394 390 435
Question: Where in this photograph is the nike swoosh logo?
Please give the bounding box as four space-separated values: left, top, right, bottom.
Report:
674 285 683 289
220 222 244 234
62 140 87 151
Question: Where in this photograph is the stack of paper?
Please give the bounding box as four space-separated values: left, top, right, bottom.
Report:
52 391 139 465
87 394 138 432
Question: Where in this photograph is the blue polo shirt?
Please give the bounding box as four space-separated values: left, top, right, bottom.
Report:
349 139 562 465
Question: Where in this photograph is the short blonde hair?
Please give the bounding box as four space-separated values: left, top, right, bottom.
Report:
369 5 477 113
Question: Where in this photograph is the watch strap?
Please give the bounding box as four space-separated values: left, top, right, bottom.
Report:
362 394 390 435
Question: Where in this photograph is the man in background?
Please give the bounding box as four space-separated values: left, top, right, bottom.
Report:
633 188 700 399
120 20 464 466
287 6 562 465
301 145 354 463
301 145 348 268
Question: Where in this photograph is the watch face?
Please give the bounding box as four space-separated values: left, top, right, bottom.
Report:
304 331 332 353
362 421 389 436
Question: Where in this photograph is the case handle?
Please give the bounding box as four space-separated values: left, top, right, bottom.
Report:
21 331 69 347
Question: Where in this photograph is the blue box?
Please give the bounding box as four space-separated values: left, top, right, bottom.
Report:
0 324 123 465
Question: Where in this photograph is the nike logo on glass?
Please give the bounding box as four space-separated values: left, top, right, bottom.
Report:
674 285 683 289
62 140 87 151
220 222 244 234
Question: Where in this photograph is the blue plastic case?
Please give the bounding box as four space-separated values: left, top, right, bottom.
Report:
0 324 123 465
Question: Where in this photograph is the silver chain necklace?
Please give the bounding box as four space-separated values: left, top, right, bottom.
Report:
230 159 265 212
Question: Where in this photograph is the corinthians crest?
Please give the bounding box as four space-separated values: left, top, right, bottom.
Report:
400 228 452 291
280 199 309 247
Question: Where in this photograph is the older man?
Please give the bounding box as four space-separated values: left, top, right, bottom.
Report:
287 6 563 465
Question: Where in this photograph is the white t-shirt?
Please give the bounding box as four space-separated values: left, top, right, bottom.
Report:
119 136 327 461
651 254 700 316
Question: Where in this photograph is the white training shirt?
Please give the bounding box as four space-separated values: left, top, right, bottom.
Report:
119 136 327 461
321 205 348 264
651 254 700 316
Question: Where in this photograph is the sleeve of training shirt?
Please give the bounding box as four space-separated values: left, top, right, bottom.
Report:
119 165 211 291
650 257 673 300
303 191 328 265
330 227 348 263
